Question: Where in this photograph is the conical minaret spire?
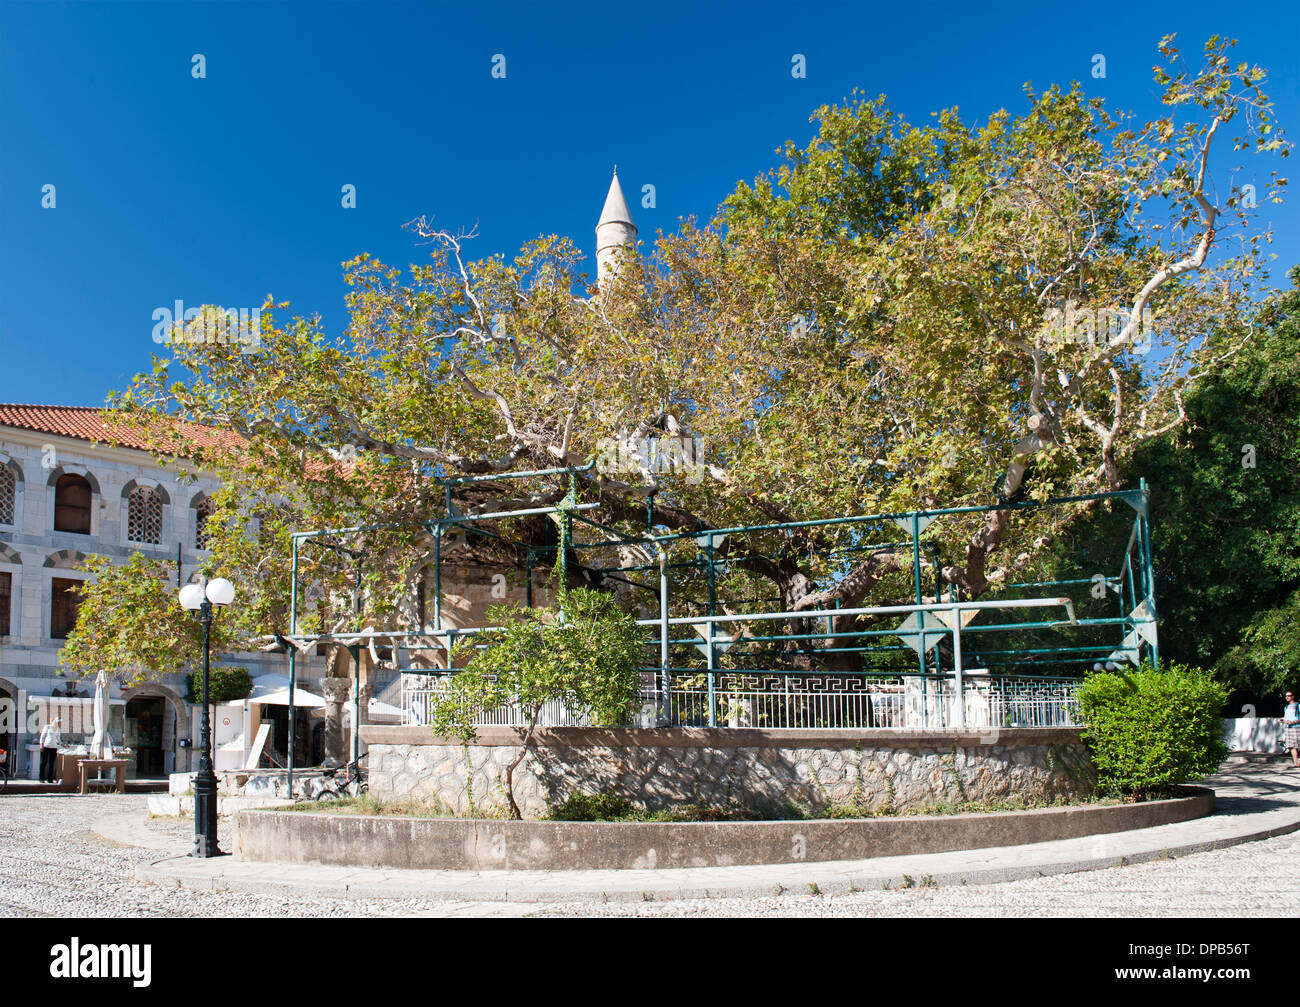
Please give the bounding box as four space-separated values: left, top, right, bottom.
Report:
595 168 637 292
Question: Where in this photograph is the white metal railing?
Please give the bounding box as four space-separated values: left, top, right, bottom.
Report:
399 674 1080 731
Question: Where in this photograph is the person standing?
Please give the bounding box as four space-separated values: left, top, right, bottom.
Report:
1284 693 1300 769
39 716 61 783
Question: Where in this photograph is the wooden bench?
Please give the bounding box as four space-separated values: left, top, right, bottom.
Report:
77 759 128 794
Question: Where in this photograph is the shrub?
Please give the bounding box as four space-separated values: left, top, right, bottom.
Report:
431 586 646 819
546 792 640 821
1076 661 1228 799
185 665 254 704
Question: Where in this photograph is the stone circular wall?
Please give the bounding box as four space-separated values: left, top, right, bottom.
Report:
359 726 1097 819
235 789 1214 871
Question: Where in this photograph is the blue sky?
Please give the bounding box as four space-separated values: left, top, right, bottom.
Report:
2 0 1297 407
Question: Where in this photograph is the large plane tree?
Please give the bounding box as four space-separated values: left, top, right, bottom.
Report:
94 36 1286 670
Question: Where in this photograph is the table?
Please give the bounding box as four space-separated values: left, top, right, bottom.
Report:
76 759 128 794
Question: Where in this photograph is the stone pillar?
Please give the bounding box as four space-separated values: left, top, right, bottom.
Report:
320 677 351 768
354 682 371 763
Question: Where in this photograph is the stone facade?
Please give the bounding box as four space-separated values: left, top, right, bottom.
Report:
414 561 557 669
0 415 321 775
363 726 1096 819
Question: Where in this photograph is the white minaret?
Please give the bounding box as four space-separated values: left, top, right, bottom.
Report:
595 168 637 292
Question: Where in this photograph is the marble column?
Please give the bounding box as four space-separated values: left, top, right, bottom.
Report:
320 677 352 768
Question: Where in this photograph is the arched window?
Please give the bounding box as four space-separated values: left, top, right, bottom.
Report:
127 486 164 545
0 466 14 525
194 496 215 550
53 474 92 534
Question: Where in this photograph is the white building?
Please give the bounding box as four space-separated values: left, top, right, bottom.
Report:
1 175 638 777
0 404 307 779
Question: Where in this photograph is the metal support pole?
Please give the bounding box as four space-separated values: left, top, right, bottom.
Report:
288 536 298 792
951 603 966 728
433 524 442 634
658 545 670 726
191 601 221 858
287 646 297 791
1124 545 1137 616
352 557 362 764
913 511 928 725
706 533 716 728
1139 478 1159 669
706 619 717 729
350 644 360 765
558 474 575 597
561 510 571 592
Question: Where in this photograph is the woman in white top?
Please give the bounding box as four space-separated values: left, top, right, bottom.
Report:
38 717 61 783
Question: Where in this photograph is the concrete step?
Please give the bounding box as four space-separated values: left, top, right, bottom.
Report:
148 794 295 817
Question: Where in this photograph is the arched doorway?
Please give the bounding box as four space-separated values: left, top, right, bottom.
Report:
121 684 188 778
0 675 18 779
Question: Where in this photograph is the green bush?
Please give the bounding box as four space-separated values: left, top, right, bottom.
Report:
1076 662 1228 799
432 586 647 819
185 665 254 704
546 792 641 821
543 792 799 822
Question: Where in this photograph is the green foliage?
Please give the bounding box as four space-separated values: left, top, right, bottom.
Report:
1132 270 1300 700
430 586 646 744
59 554 216 686
546 792 640 821
544 791 1104 821
105 37 1286 655
184 665 253 705
544 792 800 822
1076 662 1228 798
1044 269 1300 702
429 586 645 818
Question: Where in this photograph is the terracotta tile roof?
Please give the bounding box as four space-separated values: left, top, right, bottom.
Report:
0 404 243 459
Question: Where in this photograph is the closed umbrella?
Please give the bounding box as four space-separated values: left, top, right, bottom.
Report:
89 670 113 760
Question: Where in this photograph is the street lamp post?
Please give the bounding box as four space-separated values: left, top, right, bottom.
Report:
179 577 235 858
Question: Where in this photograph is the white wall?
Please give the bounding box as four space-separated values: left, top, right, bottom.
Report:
1223 717 1287 753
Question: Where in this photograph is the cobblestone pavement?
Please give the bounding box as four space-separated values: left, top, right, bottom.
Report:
538 830 1300 917
2 790 1298 917
0 794 530 918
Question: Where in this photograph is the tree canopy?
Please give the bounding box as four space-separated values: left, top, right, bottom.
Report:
1129 267 1300 703
73 35 1288 678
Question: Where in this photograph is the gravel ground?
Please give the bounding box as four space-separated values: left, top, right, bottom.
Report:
538 831 1300 917
0 794 522 918
2 791 1298 917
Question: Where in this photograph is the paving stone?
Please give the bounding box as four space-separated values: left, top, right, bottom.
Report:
4 760 1297 918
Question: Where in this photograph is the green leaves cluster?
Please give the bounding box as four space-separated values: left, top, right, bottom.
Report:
1076 662 1228 798
430 587 645 744
429 586 646 818
58 554 224 687
184 665 254 705
1127 269 1300 700
94 36 1289 671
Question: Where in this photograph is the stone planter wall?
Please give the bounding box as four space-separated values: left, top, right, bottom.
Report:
236 789 1212 871
360 726 1096 819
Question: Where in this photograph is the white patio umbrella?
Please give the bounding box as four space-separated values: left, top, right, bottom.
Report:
88 670 113 760
250 688 326 709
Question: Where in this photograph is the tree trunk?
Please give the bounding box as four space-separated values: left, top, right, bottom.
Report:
503 704 542 820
